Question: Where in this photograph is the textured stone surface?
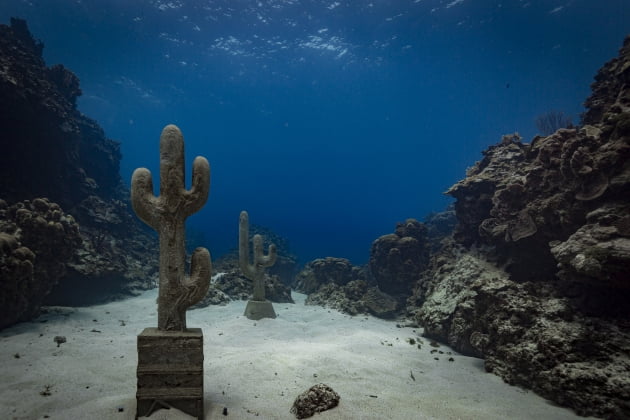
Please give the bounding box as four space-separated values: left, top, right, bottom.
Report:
369 219 429 297
290 383 340 419
294 257 401 318
415 36 630 419
306 281 399 318
416 244 630 418
131 125 211 331
0 19 120 208
0 198 81 329
550 202 630 291
293 257 362 294
0 19 159 313
136 328 204 419
424 204 457 252
46 194 159 306
446 56 630 285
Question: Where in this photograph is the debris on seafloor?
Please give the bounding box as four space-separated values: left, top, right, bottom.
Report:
53 336 66 347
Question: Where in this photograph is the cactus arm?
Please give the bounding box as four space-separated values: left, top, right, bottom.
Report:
130 167 160 230
260 243 277 267
183 156 211 217
179 247 212 308
253 235 277 267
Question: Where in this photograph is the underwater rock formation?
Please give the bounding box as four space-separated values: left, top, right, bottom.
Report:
45 193 159 306
0 198 81 329
416 36 630 418
290 384 340 419
305 280 399 318
369 218 430 297
0 19 158 313
293 257 363 294
294 257 399 318
423 204 457 252
0 19 119 207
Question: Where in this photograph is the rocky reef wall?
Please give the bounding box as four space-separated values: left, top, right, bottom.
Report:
0 19 158 328
414 36 630 418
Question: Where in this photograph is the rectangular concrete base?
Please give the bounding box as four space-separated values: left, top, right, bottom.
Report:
244 299 277 320
136 327 204 419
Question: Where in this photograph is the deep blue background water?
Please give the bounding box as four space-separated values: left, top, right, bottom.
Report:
1 0 629 264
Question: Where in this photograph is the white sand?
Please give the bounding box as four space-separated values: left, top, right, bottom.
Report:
0 289 593 420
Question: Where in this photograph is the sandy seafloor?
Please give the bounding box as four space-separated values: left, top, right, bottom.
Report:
0 288 595 420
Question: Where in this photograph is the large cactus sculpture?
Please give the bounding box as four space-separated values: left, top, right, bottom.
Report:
131 124 211 331
239 211 277 319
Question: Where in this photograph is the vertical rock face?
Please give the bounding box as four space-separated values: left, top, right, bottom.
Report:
0 19 120 208
369 218 429 297
0 19 159 320
416 36 630 419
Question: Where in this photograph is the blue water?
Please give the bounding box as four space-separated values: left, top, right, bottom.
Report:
1 0 628 264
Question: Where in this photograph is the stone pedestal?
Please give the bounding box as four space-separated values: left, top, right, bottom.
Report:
136 327 204 419
244 300 277 320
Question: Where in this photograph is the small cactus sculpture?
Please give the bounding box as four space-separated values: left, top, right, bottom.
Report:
239 210 277 319
131 124 211 331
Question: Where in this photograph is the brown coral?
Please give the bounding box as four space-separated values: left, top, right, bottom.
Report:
0 198 81 329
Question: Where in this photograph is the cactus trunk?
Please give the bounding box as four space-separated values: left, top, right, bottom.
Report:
157 218 185 330
131 124 211 331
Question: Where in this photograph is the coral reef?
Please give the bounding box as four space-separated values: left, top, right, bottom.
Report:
45 194 159 306
0 19 158 317
0 198 81 329
293 257 363 294
369 218 430 297
131 124 211 331
423 204 457 252
305 280 399 318
416 241 630 417
0 19 120 207
415 36 630 418
294 257 399 318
